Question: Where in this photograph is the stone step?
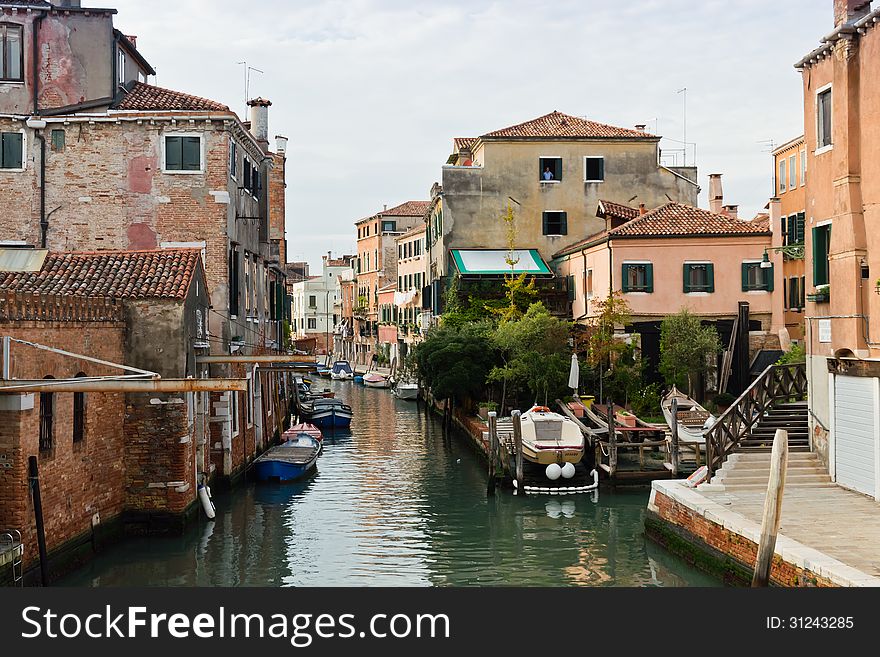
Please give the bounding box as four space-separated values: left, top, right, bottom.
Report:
713 472 831 485
726 451 818 463
715 462 823 476
698 481 836 493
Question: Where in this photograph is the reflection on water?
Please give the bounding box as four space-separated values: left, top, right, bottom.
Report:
61 381 719 587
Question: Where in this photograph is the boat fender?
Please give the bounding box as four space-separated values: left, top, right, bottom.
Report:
546 463 562 481
560 463 576 479
198 482 216 520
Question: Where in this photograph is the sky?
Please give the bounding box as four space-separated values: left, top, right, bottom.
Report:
108 0 831 270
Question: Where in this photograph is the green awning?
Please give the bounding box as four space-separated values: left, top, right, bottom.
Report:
450 249 553 277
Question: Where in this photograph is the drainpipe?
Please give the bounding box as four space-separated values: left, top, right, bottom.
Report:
37 130 46 247
32 11 47 248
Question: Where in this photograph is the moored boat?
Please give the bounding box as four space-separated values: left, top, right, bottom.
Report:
661 386 715 443
330 360 354 380
363 372 391 389
519 405 585 479
392 381 419 400
300 398 353 429
286 422 323 442
254 434 321 482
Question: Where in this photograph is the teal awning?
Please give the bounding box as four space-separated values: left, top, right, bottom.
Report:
450 249 553 277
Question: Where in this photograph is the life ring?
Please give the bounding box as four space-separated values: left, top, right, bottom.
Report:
532 406 552 413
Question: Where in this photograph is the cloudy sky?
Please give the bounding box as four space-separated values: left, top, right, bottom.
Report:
110 0 830 269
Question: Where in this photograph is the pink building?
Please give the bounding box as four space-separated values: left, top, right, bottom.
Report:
554 199 780 393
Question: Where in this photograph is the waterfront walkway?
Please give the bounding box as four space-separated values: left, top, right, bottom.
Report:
649 478 880 586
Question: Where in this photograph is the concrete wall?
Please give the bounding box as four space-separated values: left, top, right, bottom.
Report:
439 138 699 265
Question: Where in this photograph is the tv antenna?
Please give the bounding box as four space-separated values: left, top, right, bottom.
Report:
757 138 777 153
237 61 264 109
675 87 687 165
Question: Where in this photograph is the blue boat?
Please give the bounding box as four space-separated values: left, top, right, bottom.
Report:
301 398 353 429
254 434 321 482
330 360 354 380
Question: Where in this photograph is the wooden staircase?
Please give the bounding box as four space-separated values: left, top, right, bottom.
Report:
737 401 810 452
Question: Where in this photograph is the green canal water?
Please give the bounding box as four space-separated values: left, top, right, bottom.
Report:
60 380 719 587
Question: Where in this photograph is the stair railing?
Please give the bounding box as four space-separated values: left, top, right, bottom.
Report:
705 362 807 476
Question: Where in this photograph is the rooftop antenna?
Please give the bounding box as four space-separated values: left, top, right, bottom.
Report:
675 87 687 166
757 138 777 153
237 61 264 112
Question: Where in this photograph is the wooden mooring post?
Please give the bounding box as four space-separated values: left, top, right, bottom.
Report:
752 429 788 587
487 411 498 496
607 402 618 478
670 397 680 477
28 456 49 587
512 410 524 490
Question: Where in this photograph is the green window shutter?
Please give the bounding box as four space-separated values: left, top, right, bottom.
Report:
645 264 654 293
787 215 796 247
783 278 789 310
1 132 23 169
813 226 829 285
560 212 568 235
542 212 548 235
706 263 715 293
567 275 575 301
796 212 806 244
621 264 631 292
741 263 749 291
182 136 201 171
683 264 691 292
764 263 774 292
165 136 182 170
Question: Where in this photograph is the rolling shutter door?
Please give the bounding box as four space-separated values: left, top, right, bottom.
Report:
834 375 877 497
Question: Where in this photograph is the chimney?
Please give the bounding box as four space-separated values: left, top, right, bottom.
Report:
125 35 138 49
834 0 871 27
634 124 646 132
275 135 288 155
383 204 387 211
247 97 272 150
723 204 739 220
708 173 724 214
638 203 647 215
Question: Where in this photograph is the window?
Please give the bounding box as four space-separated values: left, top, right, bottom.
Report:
164 135 202 172
230 391 239 437
621 263 653 293
789 155 797 189
539 156 562 182
39 377 54 453
308 295 317 308
785 213 805 247
542 211 568 236
586 269 594 298
741 262 773 292
229 141 237 179
0 23 23 82
789 277 802 310
229 247 239 316
243 157 251 189
73 372 87 444
584 156 605 182
382 220 396 232
117 48 126 86
307 318 317 330
246 370 255 427
778 159 786 194
0 131 23 169
800 275 806 307
812 224 831 286
817 87 832 149
801 149 807 185
683 263 714 293
50 129 65 152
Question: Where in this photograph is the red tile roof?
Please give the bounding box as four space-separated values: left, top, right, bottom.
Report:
554 202 771 258
114 83 229 112
610 202 772 238
454 137 477 151
380 201 432 217
0 249 204 301
597 199 640 223
482 111 655 140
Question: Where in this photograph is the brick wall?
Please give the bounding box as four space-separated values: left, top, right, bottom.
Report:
0 319 126 573
648 488 835 587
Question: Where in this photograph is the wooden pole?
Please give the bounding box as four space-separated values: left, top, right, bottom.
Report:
671 397 680 477
512 410 524 490
28 456 49 587
752 429 788 587
487 411 498 496
607 402 617 478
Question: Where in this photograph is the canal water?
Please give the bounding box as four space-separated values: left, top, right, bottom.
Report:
61 380 719 587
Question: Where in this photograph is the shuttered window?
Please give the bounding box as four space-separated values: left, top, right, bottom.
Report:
818 88 832 148
0 131 23 169
812 225 831 286
684 263 714 293
621 263 653 293
788 277 801 310
584 156 605 182
539 157 562 182
165 135 202 171
542 211 568 235
741 262 773 291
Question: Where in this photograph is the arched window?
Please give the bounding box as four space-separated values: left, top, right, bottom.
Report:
39 376 55 453
73 372 87 443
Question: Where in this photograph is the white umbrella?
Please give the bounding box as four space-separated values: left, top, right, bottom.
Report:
568 353 580 390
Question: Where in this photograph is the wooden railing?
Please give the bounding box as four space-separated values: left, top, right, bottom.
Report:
705 362 807 475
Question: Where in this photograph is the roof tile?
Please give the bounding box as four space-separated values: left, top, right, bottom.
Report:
0 249 203 301
114 82 229 112
482 111 655 140
610 202 772 237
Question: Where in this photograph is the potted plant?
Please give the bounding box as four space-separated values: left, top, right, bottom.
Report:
807 284 830 303
478 401 498 421
615 409 637 428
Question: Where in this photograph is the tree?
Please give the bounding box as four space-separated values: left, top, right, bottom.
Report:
659 309 721 396
413 321 496 404
490 302 571 407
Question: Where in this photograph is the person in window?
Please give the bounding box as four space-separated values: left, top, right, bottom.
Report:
543 166 554 181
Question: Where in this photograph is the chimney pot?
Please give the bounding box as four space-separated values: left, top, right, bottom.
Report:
275 135 288 154
635 124 646 132
723 204 739 220
708 173 724 214
247 98 272 149
639 203 647 215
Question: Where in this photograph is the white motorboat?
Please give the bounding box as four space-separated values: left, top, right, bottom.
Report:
519 405 585 468
330 360 354 380
392 381 419 400
661 386 716 443
363 373 391 389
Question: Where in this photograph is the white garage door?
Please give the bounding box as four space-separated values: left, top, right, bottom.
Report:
834 375 877 497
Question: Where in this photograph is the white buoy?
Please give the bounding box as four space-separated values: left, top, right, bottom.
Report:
546 463 562 480
561 463 576 479
198 483 215 520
